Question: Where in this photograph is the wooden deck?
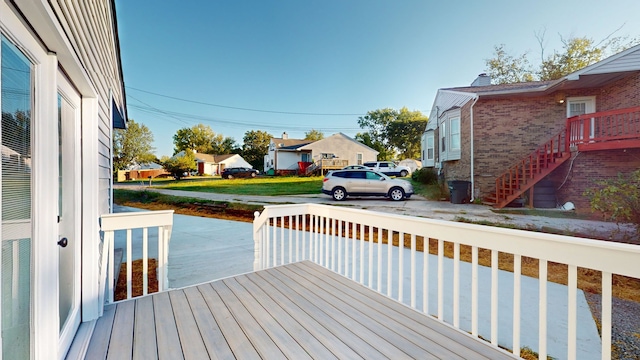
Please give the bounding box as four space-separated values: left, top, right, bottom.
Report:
85 261 515 359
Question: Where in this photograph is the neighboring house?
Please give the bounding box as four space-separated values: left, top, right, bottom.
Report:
193 153 252 175
264 132 378 175
421 45 640 211
117 162 168 182
0 1 127 358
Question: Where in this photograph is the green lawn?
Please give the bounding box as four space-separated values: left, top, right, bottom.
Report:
156 176 324 196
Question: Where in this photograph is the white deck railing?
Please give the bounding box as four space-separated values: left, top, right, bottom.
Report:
253 203 639 360
99 210 174 306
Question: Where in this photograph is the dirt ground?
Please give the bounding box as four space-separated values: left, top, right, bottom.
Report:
118 200 256 223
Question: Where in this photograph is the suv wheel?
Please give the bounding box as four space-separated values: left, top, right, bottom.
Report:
400 170 408 177
251 172 256 177
332 187 347 201
227 174 234 179
389 187 405 201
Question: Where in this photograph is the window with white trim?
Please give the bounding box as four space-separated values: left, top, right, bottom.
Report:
356 153 363 165
450 117 460 150
426 133 434 160
439 109 461 161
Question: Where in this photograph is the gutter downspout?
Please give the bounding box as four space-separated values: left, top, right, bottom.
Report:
469 95 479 202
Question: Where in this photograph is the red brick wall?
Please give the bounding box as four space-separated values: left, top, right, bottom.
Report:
443 71 640 200
593 72 640 111
549 148 640 216
470 95 566 197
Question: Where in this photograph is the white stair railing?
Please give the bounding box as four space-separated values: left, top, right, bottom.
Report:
253 203 639 360
99 210 173 307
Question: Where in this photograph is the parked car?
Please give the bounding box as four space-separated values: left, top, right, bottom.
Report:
322 169 413 201
342 165 369 170
221 167 259 179
363 161 411 177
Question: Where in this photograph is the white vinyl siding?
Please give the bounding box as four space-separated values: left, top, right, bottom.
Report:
439 109 461 161
48 0 126 214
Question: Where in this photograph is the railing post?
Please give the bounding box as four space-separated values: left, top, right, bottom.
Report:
253 211 262 271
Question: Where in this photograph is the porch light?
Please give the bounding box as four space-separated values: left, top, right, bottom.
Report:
554 92 566 104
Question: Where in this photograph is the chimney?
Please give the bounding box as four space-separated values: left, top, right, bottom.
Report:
282 132 288 139
471 73 491 87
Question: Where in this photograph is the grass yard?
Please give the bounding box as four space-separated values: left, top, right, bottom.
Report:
157 176 324 196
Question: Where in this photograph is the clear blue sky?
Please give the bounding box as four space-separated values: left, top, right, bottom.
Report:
115 0 640 158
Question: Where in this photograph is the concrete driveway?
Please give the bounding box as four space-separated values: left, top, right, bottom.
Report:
114 183 635 242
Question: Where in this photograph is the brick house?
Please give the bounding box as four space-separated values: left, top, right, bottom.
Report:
421 44 640 213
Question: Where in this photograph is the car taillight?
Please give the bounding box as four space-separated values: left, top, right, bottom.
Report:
323 177 329 182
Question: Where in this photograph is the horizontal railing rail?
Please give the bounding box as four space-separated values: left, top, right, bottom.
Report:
253 203 639 360
99 210 174 307
567 106 640 148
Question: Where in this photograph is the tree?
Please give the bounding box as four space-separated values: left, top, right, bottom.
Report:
173 123 236 154
355 132 395 161
304 129 324 141
485 44 535 84
210 133 239 155
113 119 155 172
162 150 196 179
357 107 428 160
242 130 272 170
486 33 639 84
539 37 603 80
387 108 429 159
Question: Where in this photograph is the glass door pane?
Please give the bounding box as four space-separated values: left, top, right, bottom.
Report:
1 35 33 360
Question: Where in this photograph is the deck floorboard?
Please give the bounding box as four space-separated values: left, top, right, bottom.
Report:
85 261 515 359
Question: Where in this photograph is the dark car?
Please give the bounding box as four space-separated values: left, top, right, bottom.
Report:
221 167 259 179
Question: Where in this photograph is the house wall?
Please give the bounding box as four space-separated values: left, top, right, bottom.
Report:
48 0 126 214
303 135 378 165
1 0 127 356
276 152 302 170
593 71 640 110
469 95 565 197
222 155 252 169
463 71 640 201
550 148 640 216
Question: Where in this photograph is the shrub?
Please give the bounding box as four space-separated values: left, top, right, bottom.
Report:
584 169 640 237
411 167 438 184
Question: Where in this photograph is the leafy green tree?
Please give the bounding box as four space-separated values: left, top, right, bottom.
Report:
387 108 429 159
242 130 272 170
210 133 239 155
355 132 395 161
113 119 155 172
304 129 324 141
173 123 237 154
485 44 535 84
357 107 428 160
584 170 640 239
486 33 639 84
162 150 196 179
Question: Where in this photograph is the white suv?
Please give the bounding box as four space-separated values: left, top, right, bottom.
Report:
322 169 413 201
363 161 411 177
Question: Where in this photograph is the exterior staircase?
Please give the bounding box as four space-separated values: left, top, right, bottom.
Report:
485 130 571 209
486 106 640 209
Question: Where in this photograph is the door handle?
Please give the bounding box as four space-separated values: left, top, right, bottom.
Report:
58 237 68 248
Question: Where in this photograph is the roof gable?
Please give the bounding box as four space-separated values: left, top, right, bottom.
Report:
567 43 640 79
272 138 314 148
194 153 238 163
299 133 378 154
